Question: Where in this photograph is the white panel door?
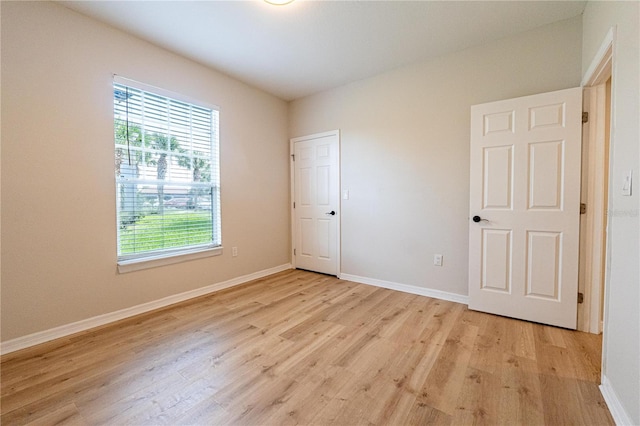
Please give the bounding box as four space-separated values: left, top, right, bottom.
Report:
292 131 339 275
469 87 582 329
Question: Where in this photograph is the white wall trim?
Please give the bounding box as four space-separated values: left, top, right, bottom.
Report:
118 246 223 273
582 27 615 87
340 273 469 305
600 375 635 426
0 263 292 356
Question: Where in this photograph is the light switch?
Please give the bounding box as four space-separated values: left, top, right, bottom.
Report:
343 189 350 200
622 170 632 196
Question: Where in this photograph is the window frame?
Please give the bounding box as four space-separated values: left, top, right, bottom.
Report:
113 76 222 273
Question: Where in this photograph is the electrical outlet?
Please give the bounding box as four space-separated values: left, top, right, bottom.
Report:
232 247 238 257
434 254 443 266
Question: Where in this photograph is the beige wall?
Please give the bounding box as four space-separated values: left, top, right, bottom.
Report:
1 2 290 341
290 17 583 296
582 2 640 423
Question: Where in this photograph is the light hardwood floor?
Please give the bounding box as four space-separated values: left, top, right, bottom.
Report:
1 269 613 425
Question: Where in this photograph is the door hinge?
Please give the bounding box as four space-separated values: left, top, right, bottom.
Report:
578 292 584 304
580 203 587 214
294 248 296 255
291 154 295 161
293 202 296 208
582 112 589 124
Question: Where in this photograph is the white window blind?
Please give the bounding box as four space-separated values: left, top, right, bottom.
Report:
113 77 221 262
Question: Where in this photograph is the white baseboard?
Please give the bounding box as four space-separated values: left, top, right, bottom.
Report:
600 374 636 426
339 273 469 305
1 263 292 356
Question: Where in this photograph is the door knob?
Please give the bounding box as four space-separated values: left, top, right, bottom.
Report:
472 215 488 223
326 211 336 216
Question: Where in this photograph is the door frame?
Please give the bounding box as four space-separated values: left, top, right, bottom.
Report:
289 130 341 276
579 27 614 334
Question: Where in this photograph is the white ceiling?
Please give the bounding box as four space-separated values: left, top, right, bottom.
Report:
58 0 586 101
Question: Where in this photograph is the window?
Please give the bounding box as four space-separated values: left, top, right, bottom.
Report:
113 77 221 270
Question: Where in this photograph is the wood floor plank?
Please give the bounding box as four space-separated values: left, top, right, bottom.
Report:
168 396 229 426
562 328 603 382
23 402 86 426
1 269 613 425
263 365 355 425
1 312 179 391
451 366 501 425
498 353 545 425
575 378 616 425
416 318 479 415
405 400 452 425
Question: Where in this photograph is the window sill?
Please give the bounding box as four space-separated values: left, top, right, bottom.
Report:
117 246 223 273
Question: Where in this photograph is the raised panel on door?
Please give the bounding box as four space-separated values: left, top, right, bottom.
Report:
317 165 330 206
299 167 312 206
483 145 513 210
316 144 330 159
481 229 512 293
483 110 515 135
298 146 314 161
528 140 564 210
526 231 562 300
300 218 314 257
529 103 565 130
317 219 331 259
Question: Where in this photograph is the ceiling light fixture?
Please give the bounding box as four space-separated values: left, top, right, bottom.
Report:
264 0 295 5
